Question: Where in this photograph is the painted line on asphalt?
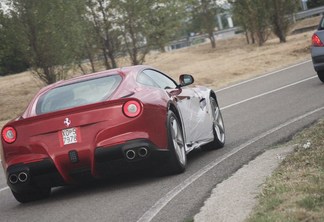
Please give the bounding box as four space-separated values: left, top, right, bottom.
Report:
221 75 317 110
137 106 324 222
0 187 9 193
215 60 312 93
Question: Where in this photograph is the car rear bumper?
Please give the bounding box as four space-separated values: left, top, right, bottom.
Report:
94 139 170 177
6 159 65 193
5 139 170 191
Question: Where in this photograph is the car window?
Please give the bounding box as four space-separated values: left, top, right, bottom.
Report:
36 75 122 115
319 17 324 30
137 71 160 88
138 69 177 89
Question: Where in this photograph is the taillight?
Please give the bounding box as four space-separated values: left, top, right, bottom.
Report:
2 126 17 144
123 100 142 118
312 33 324 47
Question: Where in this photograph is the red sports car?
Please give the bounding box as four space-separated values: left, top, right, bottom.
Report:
1 65 225 203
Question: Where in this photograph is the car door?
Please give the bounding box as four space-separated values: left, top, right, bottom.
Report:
172 87 213 147
137 69 211 147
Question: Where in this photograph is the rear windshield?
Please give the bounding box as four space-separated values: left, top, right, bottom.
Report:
36 75 122 115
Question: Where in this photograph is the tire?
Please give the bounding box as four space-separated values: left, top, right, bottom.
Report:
165 110 186 174
202 97 225 150
317 71 324 83
11 187 51 203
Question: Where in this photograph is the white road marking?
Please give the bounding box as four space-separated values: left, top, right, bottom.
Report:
0 187 9 192
137 106 324 222
216 60 312 92
221 76 317 110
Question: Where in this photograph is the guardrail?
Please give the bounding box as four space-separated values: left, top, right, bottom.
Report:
295 6 324 20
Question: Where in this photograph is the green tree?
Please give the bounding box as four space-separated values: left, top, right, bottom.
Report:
147 1 186 52
189 0 221 48
75 16 98 74
252 0 272 46
270 0 299 43
230 0 255 44
115 0 151 65
86 0 121 69
231 0 272 46
8 0 87 84
0 9 29 75
231 0 298 45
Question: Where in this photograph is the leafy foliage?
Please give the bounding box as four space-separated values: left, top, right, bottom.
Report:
230 0 272 46
231 0 298 45
270 0 299 43
0 10 29 75
6 0 88 84
0 0 186 79
86 0 121 70
113 0 185 65
188 0 222 48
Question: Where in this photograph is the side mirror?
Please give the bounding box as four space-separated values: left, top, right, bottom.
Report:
179 74 194 87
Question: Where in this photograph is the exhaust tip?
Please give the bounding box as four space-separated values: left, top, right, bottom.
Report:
9 174 18 184
18 172 28 183
125 149 136 160
138 147 148 157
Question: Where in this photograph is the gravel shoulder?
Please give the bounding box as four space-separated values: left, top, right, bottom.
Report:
194 145 295 222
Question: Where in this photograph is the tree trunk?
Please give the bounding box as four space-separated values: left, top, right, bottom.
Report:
88 51 96 73
251 32 255 44
42 66 54 84
272 0 286 43
245 31 250 44
208 31 216 48
275 24 286 43
101 47 111 69
107 49 117 68
78 63 86 75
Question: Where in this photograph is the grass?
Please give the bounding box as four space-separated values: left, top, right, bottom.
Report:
247 119 324 222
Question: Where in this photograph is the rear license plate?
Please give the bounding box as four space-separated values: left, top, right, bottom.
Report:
60 127 80 146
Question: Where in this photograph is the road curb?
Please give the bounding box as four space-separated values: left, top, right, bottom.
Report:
194 145 294 222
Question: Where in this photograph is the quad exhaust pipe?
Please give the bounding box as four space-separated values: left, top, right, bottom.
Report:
9 174 18 184
18 172 28 183
125 149 136 160
125 147 149 160
138 147 148 157
8 172 29 184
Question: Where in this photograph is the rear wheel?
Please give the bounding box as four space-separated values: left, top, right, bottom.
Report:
165 110 186 174
317 71 324 83
202 97 225 150
11 187 51 203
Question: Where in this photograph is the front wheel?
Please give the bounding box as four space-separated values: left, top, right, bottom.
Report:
317 71 324 83
202 97 225 150
165 110 186 174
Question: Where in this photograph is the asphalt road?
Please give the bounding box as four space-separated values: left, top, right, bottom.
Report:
0 60 323 222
